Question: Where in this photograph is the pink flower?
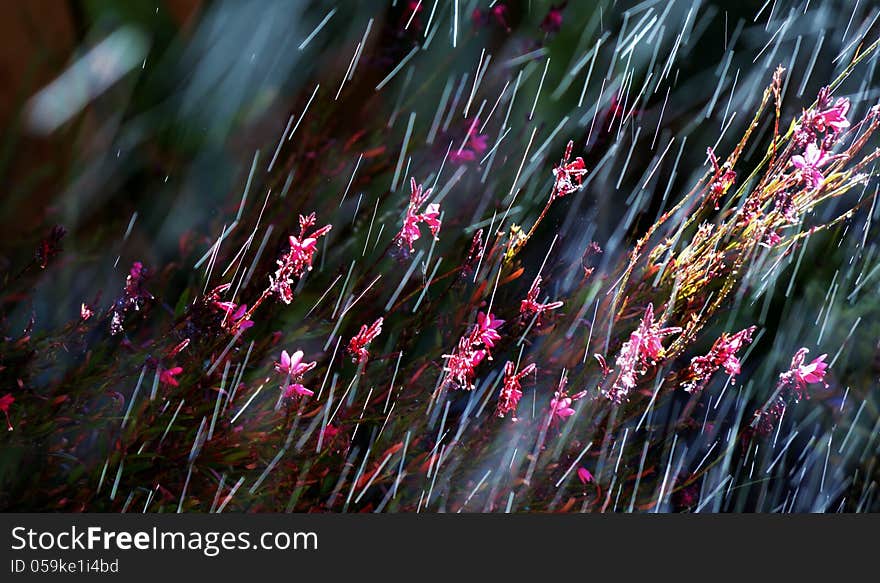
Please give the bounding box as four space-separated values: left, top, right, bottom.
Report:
160 366 183 387
816 97 851 134
476 311 504 348
520 276 564 318
443 312 504 390
682 326 756 394
275 349 317 378
0 393 14 431
450 118 489 164
348 317 384 365
496 361 536 419
396 178 442 252
548 372 586 423
270 213 332 304
232 304 254 330
552 140 588 197
80 303 93 321
550 394 575 419
605 304 681 402
577 467 593 485
540 3 566 35
282 383 314 399
788 348 829 394
214 301 254 330
791 143 831 190
793 88 851 148
755 348 830 436
442 336 487 390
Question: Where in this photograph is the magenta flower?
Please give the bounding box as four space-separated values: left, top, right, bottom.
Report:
476 311 504 348
548 371 585 423
790 348 829 392
550 394 575 419
756 348 830 435
282 383 314 399
816 97 851 133
520 276 564 318
793 88 851 148
640 304 681 361
215 301 254 330
540 3 566 35
791 143 831 190
270 213 332 304
275 349 317 378
396 178 442 252
552 140 588 198
577 467 593 485
682 326 756 394
347 317 384 365
442 336 487 390
160 366 183 387
232 304 254 330
450 118 489 163
0 393 14 431
496 361 536 419
605 303 681 402
443 312 504 390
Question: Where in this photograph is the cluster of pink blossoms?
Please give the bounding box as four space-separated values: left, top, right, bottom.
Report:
442 311 504 390
495 361 536 419
520 275 564 319
395 178 441 253
347 317 383 365
754 348 829 435
605 303 682 403
270 213 332 304
682 326 756 393
793 87 851 148
275 349 317 398
789 88 851 191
